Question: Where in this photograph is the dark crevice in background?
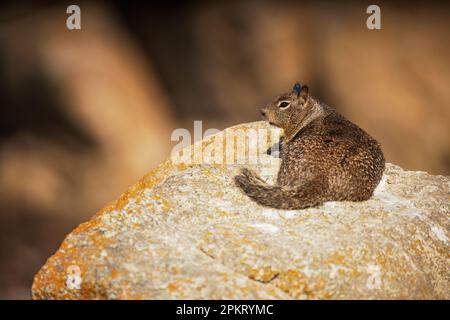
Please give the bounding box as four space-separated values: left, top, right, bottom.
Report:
0 61 97 151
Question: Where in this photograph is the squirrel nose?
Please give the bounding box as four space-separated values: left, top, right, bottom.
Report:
260 109 266 118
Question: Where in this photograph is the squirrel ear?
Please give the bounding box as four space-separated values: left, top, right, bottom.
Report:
293 83 301 96
299 85 309 100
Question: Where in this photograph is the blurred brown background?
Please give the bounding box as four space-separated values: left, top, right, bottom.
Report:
0 0 449 299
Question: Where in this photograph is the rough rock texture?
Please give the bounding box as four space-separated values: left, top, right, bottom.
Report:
32 122 449 299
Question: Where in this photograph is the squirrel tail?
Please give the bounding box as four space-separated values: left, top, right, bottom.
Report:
234 168 327 210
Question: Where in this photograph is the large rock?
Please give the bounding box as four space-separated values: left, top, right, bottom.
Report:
32 122 449 299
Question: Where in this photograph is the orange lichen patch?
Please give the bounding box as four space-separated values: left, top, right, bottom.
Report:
115 161 176 210
274 269 310 299
313 276 327 291
305 276 334 300
32 220 116 299
110 269 119 279
324 247 356 269
410 239 425 256
32 251 89 299
217 210 237 218
220 229 231 237
313 291 334 300
70 218 102 236
275 269 334 300
151 193 172 211
215 191 224 198
375 252 389 267
167 282 178 292
248 267 279 283
90 158 190 220
351 268 362 277
327 252 346 265
172 162 190 172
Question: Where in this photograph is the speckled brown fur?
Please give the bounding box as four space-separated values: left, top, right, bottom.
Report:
234 83 385 209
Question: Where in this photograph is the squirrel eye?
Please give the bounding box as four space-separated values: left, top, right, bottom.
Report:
278 101 290 109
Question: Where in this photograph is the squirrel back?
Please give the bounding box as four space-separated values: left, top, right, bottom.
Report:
234 83 385 210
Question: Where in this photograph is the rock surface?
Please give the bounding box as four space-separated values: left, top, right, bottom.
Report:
32 122 449 299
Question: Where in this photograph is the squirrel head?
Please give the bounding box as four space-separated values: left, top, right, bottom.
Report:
261 82 310 131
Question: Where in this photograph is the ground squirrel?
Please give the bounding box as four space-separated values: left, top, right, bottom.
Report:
234 83 385 209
